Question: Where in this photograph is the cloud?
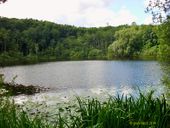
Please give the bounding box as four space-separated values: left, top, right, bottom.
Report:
144 15 153 24
144 0 149 7
0 0 137 27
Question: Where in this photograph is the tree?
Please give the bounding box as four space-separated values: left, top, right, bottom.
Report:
0 28 10 52
158 18 170 60
88 49 103 59
146 1 170 61
146 0 170 22
108 26 144 58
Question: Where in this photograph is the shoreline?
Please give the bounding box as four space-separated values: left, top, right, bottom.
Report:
0 81 50 96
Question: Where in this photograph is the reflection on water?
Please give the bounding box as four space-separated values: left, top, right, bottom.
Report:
0 61 163 88
0 60 167 102
160 62 170 103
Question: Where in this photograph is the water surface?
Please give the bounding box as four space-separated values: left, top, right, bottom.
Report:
0 61 164 97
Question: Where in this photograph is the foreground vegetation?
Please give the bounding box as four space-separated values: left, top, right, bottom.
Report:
0 91 169 128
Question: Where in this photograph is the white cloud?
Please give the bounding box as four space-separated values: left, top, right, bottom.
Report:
144 0 149 7
144 15 153 24
0 0 137 27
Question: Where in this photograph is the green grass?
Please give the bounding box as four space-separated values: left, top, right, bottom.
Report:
63 92 170 128
0 91 169 128
0 98 53 128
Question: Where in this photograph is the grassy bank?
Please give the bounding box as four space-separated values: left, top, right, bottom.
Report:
0 91 169 128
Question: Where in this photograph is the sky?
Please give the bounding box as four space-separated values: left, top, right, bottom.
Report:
0 0 153 27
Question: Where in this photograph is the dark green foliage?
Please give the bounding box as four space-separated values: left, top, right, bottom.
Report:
88 49 103 59
0 17 118 65
0 17 170 65
157 18 170 61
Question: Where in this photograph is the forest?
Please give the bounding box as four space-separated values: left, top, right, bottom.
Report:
0 0 170 127
0 17 170 66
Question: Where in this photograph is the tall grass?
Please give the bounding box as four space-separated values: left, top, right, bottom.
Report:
61 91 169 128
0 97 53 128
0 91 169 128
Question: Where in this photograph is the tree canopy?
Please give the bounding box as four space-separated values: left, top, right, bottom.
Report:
108 25 158 59
0 17 169 65
146 0 170 61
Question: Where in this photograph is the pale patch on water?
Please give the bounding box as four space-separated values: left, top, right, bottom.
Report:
90 88 107 95
13 83 166 106
12 84 168 124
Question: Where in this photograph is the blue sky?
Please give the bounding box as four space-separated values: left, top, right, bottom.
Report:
0 0 152 27
111 0 151 24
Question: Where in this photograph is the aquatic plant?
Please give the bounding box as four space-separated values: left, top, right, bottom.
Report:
0 91 169 128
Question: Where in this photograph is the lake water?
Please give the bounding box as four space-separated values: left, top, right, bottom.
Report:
0 61 165 99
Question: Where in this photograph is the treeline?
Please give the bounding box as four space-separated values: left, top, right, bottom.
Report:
108 20 170 60
0 17 169 65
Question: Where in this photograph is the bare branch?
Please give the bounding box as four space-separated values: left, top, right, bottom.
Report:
146 0 170 23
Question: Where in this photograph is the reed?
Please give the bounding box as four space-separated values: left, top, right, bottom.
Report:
0 91 169 128
62 92 170 128
0 98 53 128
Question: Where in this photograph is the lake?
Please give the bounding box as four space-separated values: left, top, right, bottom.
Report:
0 60 166 100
